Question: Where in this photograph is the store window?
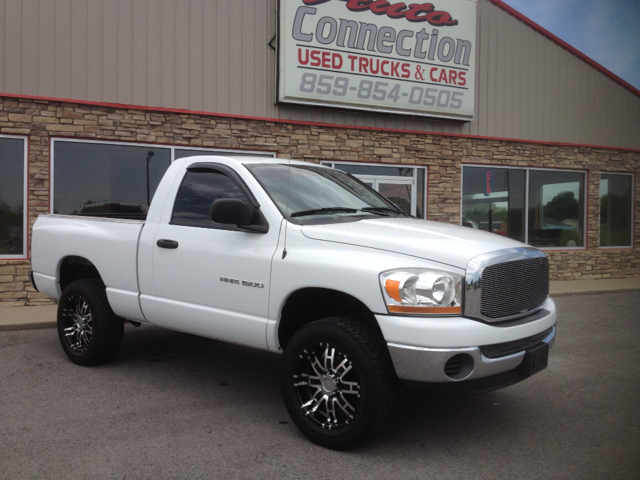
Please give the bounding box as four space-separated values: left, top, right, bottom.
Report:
53 140 171 214
462 166 586 248
0 135 27 257
321 162 427 218
52 140 274 215
461 167 526 242
600 173 633 248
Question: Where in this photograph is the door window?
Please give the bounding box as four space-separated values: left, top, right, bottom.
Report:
171 169 249 229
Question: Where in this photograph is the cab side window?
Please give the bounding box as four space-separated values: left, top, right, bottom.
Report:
171 170 249 228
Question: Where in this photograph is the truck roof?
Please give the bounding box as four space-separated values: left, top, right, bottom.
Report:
177 155 326 168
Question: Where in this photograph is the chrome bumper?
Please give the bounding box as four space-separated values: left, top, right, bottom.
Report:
388 325 556 383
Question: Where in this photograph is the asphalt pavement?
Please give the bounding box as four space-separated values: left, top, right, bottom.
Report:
1 291 639 479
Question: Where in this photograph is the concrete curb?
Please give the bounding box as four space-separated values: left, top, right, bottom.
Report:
0 305 57 331
0 321 56 331
1 278 639 331
549 278 640 297
550 288 640 297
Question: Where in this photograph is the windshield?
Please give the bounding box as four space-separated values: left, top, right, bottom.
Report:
247 163 405 224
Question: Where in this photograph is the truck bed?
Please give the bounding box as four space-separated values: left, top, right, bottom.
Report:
31 214 146 321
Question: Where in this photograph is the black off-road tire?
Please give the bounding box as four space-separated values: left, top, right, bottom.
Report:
57 279 124 366
282 317 398 450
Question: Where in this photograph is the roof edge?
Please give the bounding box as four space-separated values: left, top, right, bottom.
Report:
2 92 640 153
487 0 640 99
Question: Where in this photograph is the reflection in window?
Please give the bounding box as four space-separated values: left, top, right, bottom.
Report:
600 174 633 247
379 183 412 215
462 167 526 242
528 171 585 248
53 141 171 214
462 166 585 248
0 136 26 256
321 162 426 218
172 170 248 228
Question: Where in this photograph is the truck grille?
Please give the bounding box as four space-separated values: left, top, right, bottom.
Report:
480 257 549 319
464 248 550 323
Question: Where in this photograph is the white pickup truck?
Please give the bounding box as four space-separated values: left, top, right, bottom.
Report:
31 156 556 450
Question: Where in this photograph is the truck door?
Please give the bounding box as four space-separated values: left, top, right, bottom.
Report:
145 164 280 349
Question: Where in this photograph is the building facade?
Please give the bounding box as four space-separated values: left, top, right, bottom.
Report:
0 0 639 306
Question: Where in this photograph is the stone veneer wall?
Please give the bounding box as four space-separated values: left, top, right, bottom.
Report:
1 95 639 306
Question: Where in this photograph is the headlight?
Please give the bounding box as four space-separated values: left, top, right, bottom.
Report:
380 269 463 315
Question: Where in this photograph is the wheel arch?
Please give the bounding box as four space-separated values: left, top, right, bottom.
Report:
277 287 384 350
59 256 103 292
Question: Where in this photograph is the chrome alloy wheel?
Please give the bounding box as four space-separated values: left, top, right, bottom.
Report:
61 294 93 353
293 342 361 430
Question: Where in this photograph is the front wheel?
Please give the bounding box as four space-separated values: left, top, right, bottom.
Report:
57 279 124 366
282 317 398 450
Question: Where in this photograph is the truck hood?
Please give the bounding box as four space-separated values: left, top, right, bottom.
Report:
300 217 527 269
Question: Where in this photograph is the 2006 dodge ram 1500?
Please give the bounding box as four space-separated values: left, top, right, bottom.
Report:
31 155 556 450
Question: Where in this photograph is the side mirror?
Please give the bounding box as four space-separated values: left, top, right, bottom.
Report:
209 198 251 225
209 198 269 234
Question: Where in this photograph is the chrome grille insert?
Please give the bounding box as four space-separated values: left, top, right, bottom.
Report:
465 247 550 323
481 257 549 319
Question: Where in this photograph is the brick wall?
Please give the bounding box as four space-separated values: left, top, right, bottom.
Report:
1 95 639 305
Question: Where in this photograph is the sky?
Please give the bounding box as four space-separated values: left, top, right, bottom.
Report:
501 0 640 90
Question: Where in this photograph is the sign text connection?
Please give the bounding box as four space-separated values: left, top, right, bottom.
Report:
278 0 477 120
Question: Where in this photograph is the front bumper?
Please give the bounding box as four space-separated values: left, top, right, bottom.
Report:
387 325 555 383
376 298 557 385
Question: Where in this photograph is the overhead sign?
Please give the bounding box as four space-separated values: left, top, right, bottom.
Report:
277 0 477 120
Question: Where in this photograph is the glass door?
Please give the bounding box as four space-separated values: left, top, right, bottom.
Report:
321 162 426 218
360 177 415 216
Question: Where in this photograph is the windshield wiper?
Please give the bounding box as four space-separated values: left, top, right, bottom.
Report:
359 207 404 216
290 207 359 218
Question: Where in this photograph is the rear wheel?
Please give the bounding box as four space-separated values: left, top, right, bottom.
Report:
282 317 397 450
57 279 124 366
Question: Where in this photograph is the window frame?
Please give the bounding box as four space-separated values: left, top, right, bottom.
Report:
461 164 588 250
170 163 260 231
320 161 427 218
0 134 28 260
599 172 634 249
50 138 275 215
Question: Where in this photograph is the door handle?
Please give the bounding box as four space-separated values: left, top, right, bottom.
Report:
156 239 179 249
